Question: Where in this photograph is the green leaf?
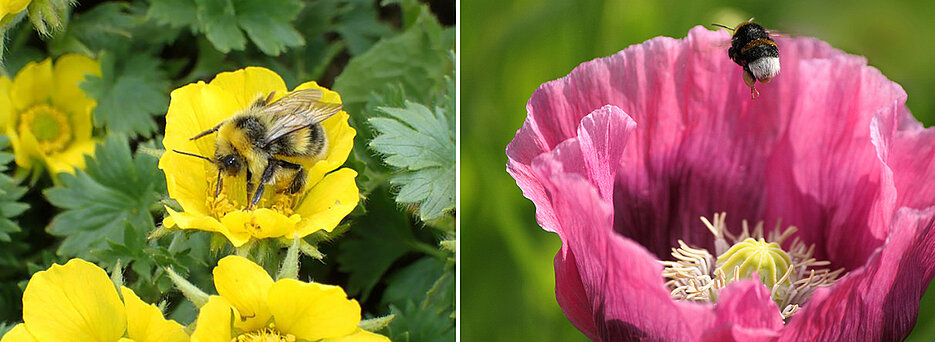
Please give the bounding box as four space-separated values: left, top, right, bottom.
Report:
44 135 166 260
147 0 199 29
193 0 304 56
334 0 393 55
336 187 417 301
48 2 137 56
385 255 454 342
0 136 28 242
381 257 445 308
370 102 455 221
387 300 454 342
334 6 452 120
194 0 245 52
80 52 169 138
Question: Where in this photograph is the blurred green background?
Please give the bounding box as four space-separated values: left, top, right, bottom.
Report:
461 1 935 340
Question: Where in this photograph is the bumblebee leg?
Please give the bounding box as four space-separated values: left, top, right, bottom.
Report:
190 122 223 140
275 160 304 194
245 169 254 196
249 162 278 209
214 170 223 198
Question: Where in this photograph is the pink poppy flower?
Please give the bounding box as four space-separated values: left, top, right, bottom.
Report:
506 26 935 341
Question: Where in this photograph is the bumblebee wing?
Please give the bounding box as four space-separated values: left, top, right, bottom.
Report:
262 90 342 145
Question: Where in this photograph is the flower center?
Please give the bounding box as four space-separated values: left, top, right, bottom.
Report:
716 238 792 290
661 213 844 320
204 177 299 218
18 104 72 154
234 323 296 342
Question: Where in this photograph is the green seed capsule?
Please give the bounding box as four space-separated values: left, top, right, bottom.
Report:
715 238 792 289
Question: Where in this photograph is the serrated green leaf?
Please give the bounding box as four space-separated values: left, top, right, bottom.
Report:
193 0 304 56
334 0 393 55
336 188 417 301
371 103 451 169
80 52 169 138
381 257 445 308
0 137 27 242
44 135 166 260
334 7 452 119
235 0 304 56
147 0 198 29
48 2 137 56
195 0 245 52
369 102 454 221
387 300 454 342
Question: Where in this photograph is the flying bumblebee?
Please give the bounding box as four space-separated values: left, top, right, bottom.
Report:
713 19 780 99
173 89 341 209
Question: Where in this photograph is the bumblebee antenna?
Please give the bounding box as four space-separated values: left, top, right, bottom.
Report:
172 149 212 162
711 23 734 31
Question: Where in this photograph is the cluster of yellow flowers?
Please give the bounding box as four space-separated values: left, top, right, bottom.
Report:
1 256 388 341
2 55 377 340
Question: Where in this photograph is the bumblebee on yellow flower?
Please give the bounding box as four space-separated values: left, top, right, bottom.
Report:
159 67 359 248
187 256 389 342
0 259 188 342
0 54 99 179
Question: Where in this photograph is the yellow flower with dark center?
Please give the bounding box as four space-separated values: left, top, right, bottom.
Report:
0 54 98 177
159 67 359 247
191 256 389 342
0 259 189 342
0 0 29 25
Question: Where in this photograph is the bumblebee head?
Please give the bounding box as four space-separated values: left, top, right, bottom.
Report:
213 140 245 176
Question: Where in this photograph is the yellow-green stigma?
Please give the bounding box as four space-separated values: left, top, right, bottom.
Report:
661 213 844 320
716 238 792 289
18 104 73 154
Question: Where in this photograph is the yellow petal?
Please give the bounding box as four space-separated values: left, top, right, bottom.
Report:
293 168 359 237
190 296 238 342
159 151 212 216
0 324 37 342
51 54 100 123
161 82 241 214
268 279 360 340
209 67 287 109
212 255 273 332
45 139 95 175
0 77 14 132
22 259 125 342
252 208 300 239
10 58 52 112
7 129 37 170
164 207 253 246
322 329 392 342
121 286 189 342
215 210 257 247
0 0 30 17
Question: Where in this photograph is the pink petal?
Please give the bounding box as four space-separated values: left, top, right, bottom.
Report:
779 207 935 341
541 170 713 341
530 107 712 340
701 279 783 342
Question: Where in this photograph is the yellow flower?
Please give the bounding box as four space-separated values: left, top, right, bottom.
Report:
159 67 359 247
191 256 388 342
0 0 29 25
0 259 189 342
0 54 98 177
